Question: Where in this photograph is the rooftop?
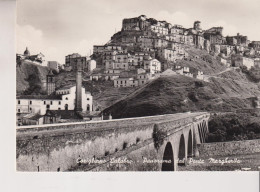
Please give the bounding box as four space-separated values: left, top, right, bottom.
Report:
17 95 62 100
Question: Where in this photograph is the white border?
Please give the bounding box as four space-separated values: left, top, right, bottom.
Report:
0 1 259 191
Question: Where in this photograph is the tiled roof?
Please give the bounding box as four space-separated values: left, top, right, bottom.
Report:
46 110 80 119
56 85 75 91
17 95 62 100
23 113 43 120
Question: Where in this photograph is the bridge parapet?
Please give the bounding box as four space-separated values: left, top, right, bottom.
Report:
16 112 210 171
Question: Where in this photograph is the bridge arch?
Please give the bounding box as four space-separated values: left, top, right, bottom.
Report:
162 142 175 171
187 129 193 158
178 134 186 166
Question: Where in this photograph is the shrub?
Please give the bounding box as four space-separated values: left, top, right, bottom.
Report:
122 142 128 150
152 124 167 151
104 151 110 156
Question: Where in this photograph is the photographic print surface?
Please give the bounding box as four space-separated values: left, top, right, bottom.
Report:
16 0 260 172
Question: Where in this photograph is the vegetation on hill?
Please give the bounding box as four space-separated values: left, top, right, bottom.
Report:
208 112 260 142
240 66 260 83
103 74 260 119
178 47 227 75
16 62 49 95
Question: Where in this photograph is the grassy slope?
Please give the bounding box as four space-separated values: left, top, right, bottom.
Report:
104 74 260 119
16 61 49 95
176 46 227 75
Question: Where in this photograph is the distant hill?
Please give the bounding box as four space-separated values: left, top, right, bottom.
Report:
103 74 260 119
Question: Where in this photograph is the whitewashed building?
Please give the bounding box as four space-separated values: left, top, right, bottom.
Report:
114 77 138 87
16 86 93 115
143 58 161 74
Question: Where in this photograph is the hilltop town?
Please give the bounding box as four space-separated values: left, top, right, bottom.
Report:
16 15 260 126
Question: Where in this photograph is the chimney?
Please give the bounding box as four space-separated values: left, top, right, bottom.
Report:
46 70 55 95
75 58 83 112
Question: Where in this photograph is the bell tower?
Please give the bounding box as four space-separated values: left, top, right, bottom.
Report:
75 58 83 112
46 70 55 95
193 21 202 31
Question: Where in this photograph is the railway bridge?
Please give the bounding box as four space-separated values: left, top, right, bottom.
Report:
16 112 210 171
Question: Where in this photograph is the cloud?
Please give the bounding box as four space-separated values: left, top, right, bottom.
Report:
16 24 102 64
156 10 194 28
16 24 44 55
205 20 238 36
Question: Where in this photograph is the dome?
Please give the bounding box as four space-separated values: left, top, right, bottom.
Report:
24 47 30 56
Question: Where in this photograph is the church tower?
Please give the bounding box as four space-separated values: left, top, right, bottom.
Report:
46 70 55 95
193 21 202 31
75 58 83 112
24 47 30 56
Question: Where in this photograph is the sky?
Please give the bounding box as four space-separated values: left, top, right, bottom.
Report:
17 0 260 64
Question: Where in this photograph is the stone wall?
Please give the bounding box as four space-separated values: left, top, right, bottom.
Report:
16 112 210 171
198 139 260 157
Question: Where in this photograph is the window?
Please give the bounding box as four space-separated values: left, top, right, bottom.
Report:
30 101 32 105
87 98 89 100
58 101 61 105
58 108 61 110
50 101 53 105
29 108 32 111
44 101 46 105
18 109 20 113
18 100 20 104
65 97 68 100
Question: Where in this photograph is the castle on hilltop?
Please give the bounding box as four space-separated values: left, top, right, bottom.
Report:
92 15 260 76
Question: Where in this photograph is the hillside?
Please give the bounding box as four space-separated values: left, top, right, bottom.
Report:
103 74 260 119
54 70 139 111
16 61 50 95
176 46 227 75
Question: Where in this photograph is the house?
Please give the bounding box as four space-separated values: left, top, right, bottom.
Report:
203 27 225 45
17 85 93 115
136 73 152 86
173 65 184 75
193 70 204 80
43 110 62 124
231 55 254 69
86 59 96 72
90 73 103 81
104 74 120 81
249 41 260 49
114 77 138 87
226 33 249 46
170 25 184 35
93 45 106 54
65 53 86 71
143 58 161 74
20 113 44 125
157 48 177 62
48 61 60 72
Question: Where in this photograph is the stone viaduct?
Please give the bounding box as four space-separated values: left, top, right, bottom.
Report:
16 112 210 171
